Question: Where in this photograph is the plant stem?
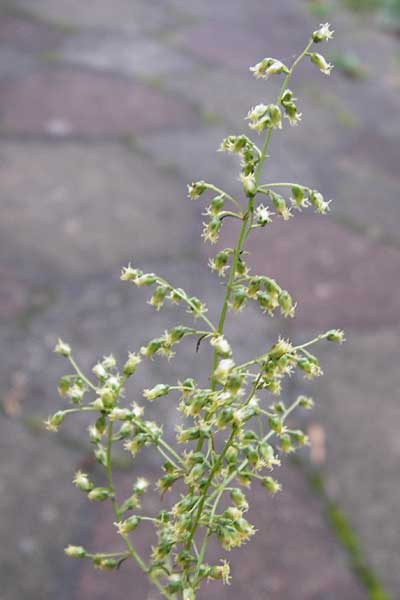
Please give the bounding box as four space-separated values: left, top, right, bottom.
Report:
105 422 174 600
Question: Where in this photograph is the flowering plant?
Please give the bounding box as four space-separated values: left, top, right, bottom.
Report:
47 24 343 599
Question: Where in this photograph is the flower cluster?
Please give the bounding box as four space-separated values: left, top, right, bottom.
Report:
46 24 343 600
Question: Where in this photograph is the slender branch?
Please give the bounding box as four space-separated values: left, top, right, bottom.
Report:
105 422 174 600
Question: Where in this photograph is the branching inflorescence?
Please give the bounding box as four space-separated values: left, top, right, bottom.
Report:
47 24 344 599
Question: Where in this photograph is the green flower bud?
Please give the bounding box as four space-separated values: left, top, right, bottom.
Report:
115 515 141 534
209 195 225 215
123 352 141 377
261 476 282 495
188 180 207 200
136 273 158 286
312 23 334 43
271 192 292 221
298 395 314 409
149 285 169 311
88 487 111 501
230 286 247 311
280 433 293 453
73 470 93 492
268 415 283 435
143 384 170 401
309 52 333 76
65 545 86 558
44 411 65 432
225 446 239 465
167 575 183 593
240 173 257 197
54 338 71 357
326 329 345 343
230 488 248 510
278 290 295 318
120 264 142 281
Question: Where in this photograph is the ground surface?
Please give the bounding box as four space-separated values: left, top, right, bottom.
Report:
1 0 399 599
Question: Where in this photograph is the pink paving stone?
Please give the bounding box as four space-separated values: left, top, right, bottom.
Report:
75 463 365 600
0 14 65 52
173 22 307 71
203 215 400 329
0 69 198 137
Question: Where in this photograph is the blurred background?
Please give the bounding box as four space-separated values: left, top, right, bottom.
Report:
0 0 399 599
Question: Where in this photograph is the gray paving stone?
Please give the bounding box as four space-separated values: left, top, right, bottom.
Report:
0 142 196 276
0 418 89 600
138 126 240 196
58 33 195 79
0 69 198 137
217 215 400 330
13 0 181 34
297 328 400 598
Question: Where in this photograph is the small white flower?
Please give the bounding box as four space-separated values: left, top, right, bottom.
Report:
312 23 334 43
214 359 235 384
255 204 274 226
210 335 232 357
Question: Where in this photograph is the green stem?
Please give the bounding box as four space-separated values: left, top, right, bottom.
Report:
105 422 174 600
68 356 97 391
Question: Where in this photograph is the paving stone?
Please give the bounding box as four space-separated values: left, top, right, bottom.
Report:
0 12 65 53
13 0 181 34
212 215 400 330
75 463 365 600
0 142 196 276
59 33 195 79
298 328 400 598
138 126 239 196
0 417 90 600
0 69 198 138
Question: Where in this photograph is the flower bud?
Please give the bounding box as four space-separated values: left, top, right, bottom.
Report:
210 335 232 357
65 545 86 558
225 446 239 466
298 395 314 409
115 515 141 535
326 329 345 343
73 470 93 492
230 286 247 311
135 273 158 286
88 487 111 501
261 476 282 495
230 488 248 510
278 290 295 318
92 363 107 381
271 192 292 221
149 285 169 311
188 180 207 200
209 560 231 585
250 58 289 79
133 477 149 495
120 264 142 281
122 352 141 377
209 195 225 215
309 52 333 76
213 359 235 384
312 23 334 43
143 384 170 401
240 173 257 197
54 338 71 357
44 411 65 432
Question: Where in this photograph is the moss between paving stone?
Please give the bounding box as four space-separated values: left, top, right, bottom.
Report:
298 460 392 600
